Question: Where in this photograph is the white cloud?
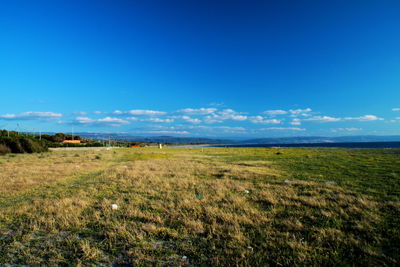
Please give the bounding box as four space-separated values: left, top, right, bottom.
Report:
141 130 189 135
74 116 129 127
112 110 123 115
220 109 234 114
0 111 62 120
290 108 312 114
128 110 166 116
182 125 247 135
289 114 383 124
334 128 361 132
260 127 305 131
178 108 217 115
98 117 129 124
218 109 247 120
203 115 221 124
263 110 288 116
289 108 312 117
186 125 245 131
392 108 400 111
74 117 92 124
144 118 174 123
290 118 301 125
344 115 383 121
181 116 201 124
250 116 281 124
304 116 341 122
204 109 247 123
93 111 102 114
230 115 248 121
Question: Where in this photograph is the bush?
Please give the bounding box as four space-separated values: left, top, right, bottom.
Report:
19 137 47 153
88 142 104 147
0 130 107 151
1 137 24 153
0 136 48 154
0 144 11 155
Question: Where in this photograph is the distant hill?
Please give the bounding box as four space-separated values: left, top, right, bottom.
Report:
76 132 400 145
76 133 234 144
242 135 400 144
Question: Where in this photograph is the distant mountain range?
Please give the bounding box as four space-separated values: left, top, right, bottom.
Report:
75 133 400 145
75 133 232 144
240 135 400 144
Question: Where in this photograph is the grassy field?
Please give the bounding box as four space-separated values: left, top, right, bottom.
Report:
0 147 399 266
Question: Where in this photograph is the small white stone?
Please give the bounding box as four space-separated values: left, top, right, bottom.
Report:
244 190 250 194
111 204 118 210
247 246 253 251
284 179 291 184
182 255 187 260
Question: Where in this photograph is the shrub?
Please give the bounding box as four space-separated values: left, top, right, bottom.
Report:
0 136 48 153
0 144 11 155
19 137 43 153
1 137 24 153
87 142 103 147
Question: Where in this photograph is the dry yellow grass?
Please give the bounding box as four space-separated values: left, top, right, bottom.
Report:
0 147 399 265
0 149 118 198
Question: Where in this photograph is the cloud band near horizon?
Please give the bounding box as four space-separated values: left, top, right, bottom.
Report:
0 106 397 137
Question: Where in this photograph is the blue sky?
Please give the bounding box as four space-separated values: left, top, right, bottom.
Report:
0 0 399 137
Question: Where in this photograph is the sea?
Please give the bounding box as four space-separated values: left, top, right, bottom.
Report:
210 142 400 149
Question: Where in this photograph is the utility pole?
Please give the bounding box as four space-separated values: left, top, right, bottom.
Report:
4 124 9 137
